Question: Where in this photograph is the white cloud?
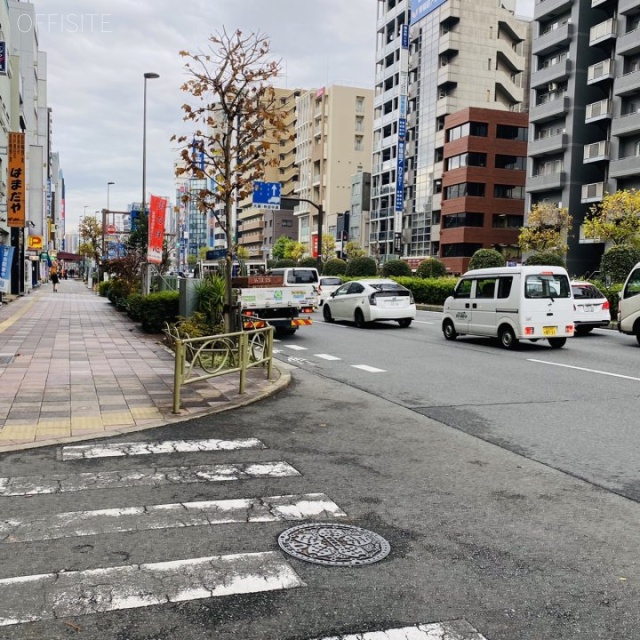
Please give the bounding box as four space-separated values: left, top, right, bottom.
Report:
35 0 377 229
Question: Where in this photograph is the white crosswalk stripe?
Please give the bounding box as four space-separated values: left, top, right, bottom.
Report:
0 551 305 627
0 493 347 543
314 354 342 361
307 621 488 639
352 364 386 373
59 438 266 460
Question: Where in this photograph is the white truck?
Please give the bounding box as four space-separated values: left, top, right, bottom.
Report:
618 262 640 345
234 271 317 336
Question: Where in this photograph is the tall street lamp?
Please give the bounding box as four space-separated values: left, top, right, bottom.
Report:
142 72 159 294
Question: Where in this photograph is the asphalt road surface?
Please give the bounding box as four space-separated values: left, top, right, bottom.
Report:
2 335 640 639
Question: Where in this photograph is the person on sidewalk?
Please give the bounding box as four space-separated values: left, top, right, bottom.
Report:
50 264 59 292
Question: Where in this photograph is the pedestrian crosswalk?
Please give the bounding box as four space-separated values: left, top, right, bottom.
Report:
0 434 488 639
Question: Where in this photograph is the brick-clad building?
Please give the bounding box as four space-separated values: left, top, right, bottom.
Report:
440 107 529 275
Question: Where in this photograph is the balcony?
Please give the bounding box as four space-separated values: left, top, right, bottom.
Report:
587 58 614 84
527 171 566 192
585 98 612 122
495 70 524 103
609 154 640 178
496 38 526 73
583 140 610 163
592 0 613 6
581 182 605 203
534 0 573 20
614 69 640 96
611 110 640 136
589 18 617 46
616 28 640 57
436 96 459 118
529 95 570 123
437 65 459 87
528 132 568 156
619 0 640 14
532 22 573 56
530 58 571 89
438 31 461 55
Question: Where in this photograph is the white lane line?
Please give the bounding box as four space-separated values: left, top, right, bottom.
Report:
413 320 435 325
352 364 386 373
284 345 307 351
0 493 347 543
528 359 640 382
0 551 304 627
308 620 488 639
60 438 266 461
314 354 342 361
0 462 300 497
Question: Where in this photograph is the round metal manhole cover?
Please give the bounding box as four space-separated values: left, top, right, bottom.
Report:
277 523 391 567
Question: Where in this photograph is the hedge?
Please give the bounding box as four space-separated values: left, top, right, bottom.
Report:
393 276 458 305
139 291 180 334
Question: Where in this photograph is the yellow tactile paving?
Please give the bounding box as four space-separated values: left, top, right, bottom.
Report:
129 407 163 419
0 424 37 441
101 411 134 426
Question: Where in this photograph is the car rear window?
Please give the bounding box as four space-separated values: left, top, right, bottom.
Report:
286 269 318 284
320 277 342 286
370 283 410 296
572 284 604 299
525 274 571 299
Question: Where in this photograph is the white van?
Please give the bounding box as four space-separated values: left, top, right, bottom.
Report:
442 265 575 349
617 262 640 345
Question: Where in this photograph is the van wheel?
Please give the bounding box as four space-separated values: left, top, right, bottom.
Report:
635 328 640 346
398 318 412 328
354 308 367 328
499 326 519 350
442 320 457 341
548 337 567 349
323 305 334 323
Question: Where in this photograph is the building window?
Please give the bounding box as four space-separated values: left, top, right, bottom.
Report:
492 214 524 229
442 243 483 257
495 155 527 170
355 136 364 151
356 96 365 113
494 185 526 199
446 121 489 142
442 212 484 228
444 182 486 199
446 152 488 170
496 125 528 141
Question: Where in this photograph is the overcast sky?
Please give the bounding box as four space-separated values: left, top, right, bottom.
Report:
34 0 534 232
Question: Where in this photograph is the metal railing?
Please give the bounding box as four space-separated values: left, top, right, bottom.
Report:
165 321 274 414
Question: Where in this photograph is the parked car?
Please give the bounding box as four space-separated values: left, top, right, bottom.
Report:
317 276 343 306
571 281 611 335
618 262 640 345
322 278 416 328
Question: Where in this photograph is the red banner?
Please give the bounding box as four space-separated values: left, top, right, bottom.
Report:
147 195 167 264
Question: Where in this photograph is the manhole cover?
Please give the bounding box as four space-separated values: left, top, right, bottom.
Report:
278 523 390 567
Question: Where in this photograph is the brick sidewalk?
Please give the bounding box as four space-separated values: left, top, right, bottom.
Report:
0 279 288 452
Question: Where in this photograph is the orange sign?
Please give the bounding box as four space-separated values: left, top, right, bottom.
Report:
27 236 43 250
8 132 25 227
147 194 167 264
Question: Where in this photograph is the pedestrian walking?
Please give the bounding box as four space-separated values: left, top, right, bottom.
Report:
50 265 59 292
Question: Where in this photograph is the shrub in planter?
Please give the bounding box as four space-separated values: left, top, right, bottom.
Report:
600 245 640 284
416 258 447 279
126 293 145 322
107 278 134 309
139 291 180 334
394 276 458 305
273 259 297 268
98 280 111 297
297 257 319 268
346 256 377 277
524 252 565 267
322 258 347 275
381 259 412 277
468 249 506 270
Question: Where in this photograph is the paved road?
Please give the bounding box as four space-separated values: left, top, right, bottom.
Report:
275 310 640 503
2 365 640 639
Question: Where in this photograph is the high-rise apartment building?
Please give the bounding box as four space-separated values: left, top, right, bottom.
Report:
372 0 530 264
527 0 640 275
295 85 373 256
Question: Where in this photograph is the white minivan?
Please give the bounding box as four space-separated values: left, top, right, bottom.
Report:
442 265 575 349
618 262 640 345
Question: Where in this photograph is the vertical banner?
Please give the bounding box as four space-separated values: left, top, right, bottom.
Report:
147 194 167 264
0 245 15 293
8 132 26 227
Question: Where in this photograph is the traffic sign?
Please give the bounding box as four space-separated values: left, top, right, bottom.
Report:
252 181 281 210
106 224 117 234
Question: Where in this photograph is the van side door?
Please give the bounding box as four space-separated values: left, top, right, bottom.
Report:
449 278 474 333
468 277 498 335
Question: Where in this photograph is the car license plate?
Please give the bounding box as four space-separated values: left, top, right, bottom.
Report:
584 304 593 312
542 326 557 336
386 300 401 307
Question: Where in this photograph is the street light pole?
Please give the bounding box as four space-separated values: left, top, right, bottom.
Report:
142 72 159 295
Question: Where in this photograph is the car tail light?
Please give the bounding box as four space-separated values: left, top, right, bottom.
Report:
566 325 574 333
524 326 534 335
245 310 254 317
602 300 610 310
369 293 377 305
410 292 415 304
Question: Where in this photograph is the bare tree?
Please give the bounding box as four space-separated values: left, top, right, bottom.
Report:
173 28 290 330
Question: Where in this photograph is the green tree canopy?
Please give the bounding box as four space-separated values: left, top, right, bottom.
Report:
518 201 572 255
583 189 640 247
